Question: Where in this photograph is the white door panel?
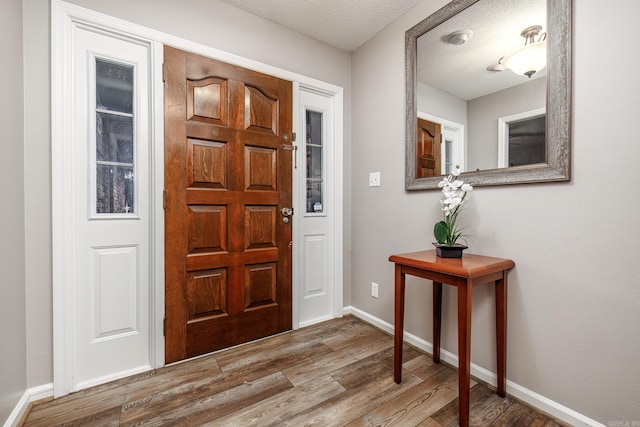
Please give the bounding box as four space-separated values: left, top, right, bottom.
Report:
72 26 152 391
297 90 335 326
90 245 139 340
304 235 326 295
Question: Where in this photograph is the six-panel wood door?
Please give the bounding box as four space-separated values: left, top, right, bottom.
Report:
416 117 442 178
164 46 293 363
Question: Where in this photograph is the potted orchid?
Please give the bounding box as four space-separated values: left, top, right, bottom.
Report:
433 166 473 258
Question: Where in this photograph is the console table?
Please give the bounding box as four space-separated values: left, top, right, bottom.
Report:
389 250 515 427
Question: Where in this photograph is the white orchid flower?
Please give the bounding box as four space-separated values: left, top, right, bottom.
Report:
434 167 472 247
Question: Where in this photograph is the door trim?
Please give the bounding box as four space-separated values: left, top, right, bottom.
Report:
53 0 343 396
52 1 164 397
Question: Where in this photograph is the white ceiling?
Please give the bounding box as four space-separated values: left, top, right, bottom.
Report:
218 0 424 52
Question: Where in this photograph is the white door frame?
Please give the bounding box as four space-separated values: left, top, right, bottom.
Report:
293 86 344 328
52 0 343 396
52 3 164 397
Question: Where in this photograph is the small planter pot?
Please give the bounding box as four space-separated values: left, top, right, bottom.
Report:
432 243 468 258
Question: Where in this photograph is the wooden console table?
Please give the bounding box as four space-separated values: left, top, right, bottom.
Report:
389 250 515 427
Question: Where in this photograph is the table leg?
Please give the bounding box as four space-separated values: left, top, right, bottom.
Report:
394 264 406 384
458 281 473 427
433 281 442 363
496 273 508 397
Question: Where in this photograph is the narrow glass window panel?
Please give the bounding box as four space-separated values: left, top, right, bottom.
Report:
96 113 133 163
96 165 135 214
96 59 134 114
305 110 324 213
444 138 453 175
508 115 546 167
95 57 135 215
307 146 322 180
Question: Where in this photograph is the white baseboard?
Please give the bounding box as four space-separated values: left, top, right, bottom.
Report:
299 314 336 328
343 305 605 427
3 383 53 427
74 365 152 392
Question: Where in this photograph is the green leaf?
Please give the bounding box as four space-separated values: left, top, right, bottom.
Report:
434 221 448 244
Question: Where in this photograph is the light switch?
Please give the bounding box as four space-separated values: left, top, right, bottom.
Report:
369 172 381 187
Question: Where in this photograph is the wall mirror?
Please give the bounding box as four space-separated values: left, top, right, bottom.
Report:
405 0 571 190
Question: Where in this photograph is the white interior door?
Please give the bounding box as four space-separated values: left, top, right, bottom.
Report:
69 24 153 392
296 88 337 327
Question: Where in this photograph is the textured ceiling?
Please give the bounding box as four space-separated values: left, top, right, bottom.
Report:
218 0 424 52
417 0 546 100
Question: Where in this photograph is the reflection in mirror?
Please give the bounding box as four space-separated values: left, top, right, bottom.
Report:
418 0 546 173
405 0 571 190
498 108 546 168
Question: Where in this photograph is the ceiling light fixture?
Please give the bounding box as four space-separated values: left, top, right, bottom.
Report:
448 30 473 46
500 25 547 78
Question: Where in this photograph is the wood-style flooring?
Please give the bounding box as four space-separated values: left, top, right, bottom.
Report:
23 316 568 426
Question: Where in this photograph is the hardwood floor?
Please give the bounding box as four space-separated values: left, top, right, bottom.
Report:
23 316 567 426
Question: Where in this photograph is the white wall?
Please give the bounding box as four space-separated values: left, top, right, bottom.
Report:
351 0 640 424
0 0 27 422
22 0 352 389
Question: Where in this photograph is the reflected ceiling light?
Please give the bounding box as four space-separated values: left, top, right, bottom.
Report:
448 29 473 45
499 25 546 78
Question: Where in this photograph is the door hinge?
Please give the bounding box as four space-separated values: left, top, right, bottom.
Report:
163 318 166 336
163 190 166 209
162 62 167 83
282 144 298 169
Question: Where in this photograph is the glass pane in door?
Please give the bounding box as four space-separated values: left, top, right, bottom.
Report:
94 58 135 214
305 110 323 213
96 59 134 114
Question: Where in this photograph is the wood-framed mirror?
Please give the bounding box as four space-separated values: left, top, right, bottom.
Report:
405 0 571 190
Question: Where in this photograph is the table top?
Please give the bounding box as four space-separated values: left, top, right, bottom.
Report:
389 250 515 279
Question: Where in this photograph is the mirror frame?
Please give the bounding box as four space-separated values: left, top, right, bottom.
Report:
405 0 571 190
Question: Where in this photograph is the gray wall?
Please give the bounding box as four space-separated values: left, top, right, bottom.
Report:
417 80 467 127
22 0 352 389
0 0 27 422
351 0 640 423
468 77 545 171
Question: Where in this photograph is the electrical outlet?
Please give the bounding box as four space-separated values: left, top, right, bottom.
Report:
369 172 381 187
371 282 379 298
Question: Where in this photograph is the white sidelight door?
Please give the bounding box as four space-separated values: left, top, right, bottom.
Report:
54 19 154 394
296 88 338 326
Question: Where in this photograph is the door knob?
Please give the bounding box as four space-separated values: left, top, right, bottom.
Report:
281 207 293 223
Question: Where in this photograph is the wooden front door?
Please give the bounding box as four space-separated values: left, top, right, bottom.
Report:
416 117 442 178
164 46 293 363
